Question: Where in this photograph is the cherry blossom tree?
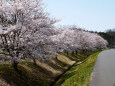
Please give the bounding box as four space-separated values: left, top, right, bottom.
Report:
51 26 108 57
0 0 108 70
0 0 57 69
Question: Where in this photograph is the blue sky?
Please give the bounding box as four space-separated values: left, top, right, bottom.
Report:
45 0 115 32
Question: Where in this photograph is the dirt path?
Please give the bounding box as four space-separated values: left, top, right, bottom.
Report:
90 49 115 86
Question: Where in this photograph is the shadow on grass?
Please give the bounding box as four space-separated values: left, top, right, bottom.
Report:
46 60 67 70
61 52 86 62
0 64 33 86
26 62 54 78
0 63 52 86
55 59 69 66
56 71 76 86
55 64 79 86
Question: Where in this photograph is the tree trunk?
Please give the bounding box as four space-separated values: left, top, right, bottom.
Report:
72 51 74 55
76 51 78 54
67 52 69 57
33 58 37 65
56 54 58 60
12 62 18 71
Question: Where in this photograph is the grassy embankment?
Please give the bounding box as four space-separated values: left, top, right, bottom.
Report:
55 51 101 86
0 51 101 86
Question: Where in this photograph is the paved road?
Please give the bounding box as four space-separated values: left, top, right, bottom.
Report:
90 49 115 86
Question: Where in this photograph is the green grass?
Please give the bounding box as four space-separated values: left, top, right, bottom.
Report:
0 51 101 86
55 51 101 86
0 62 51 86
0 53 77 86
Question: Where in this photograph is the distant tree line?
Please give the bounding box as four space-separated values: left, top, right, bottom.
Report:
98 29 115 47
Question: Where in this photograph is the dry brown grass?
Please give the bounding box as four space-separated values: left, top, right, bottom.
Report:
0 77 10 86
0 51 92 86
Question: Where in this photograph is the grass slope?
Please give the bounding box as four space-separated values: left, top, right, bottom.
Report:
55 51 101 86
0 53 77 86
0 51 100 86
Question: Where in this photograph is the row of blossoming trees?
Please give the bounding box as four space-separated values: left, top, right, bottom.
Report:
0 0 108 70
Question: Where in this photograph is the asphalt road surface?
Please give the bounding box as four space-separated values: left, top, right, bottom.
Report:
90 49 115 86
